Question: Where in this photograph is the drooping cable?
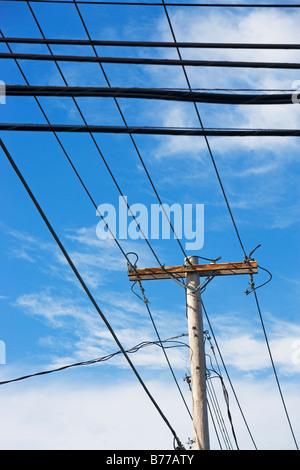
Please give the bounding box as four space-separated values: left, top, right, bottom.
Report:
0 337 189 386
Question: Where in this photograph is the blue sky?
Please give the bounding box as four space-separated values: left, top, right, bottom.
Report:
0 0 299 450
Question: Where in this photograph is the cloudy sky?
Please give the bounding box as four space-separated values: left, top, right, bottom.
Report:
0 0 299 450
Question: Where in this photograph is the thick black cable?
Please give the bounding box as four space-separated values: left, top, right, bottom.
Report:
0 137 184 450
2 123 300 136
5 85 297 105
2 37 300 50
2 51 300 69
201 300 257 449
1 0 300 8
252 289 299 450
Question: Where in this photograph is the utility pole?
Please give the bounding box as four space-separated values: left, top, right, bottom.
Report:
185 256 209 450
127 258 257 450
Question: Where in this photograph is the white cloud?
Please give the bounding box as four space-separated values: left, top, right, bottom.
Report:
144 8 300 163
209 313 300 376
0 375 298 450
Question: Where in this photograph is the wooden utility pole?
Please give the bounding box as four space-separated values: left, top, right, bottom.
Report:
185 256 209 450
128 258 257 450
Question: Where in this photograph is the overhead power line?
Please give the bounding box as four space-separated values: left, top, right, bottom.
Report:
2 51 300 69
1 123 300 136
161 0 247 259
71 0 195 266
4 85 297 105
0 336 189 386
202 301 257 450
1 0 300 8
0 21 195 423
0 137 185 450
1 37 300 50
252 290 299 450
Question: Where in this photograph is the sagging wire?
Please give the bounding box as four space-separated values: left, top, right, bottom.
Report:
0 336 189 386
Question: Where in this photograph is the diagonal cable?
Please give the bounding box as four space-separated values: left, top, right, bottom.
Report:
0 137 185 450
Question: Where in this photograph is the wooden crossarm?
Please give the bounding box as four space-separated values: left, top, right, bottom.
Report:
128 260 258 281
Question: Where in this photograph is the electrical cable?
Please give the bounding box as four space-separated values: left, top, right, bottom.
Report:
205 334 238 450
21 2 206 278
1 0 300 8
206 376 233 450
206 398 223 450
133 279 193 420
2 123 300 136
251 289 299 450
161 0 248 259
0 337 189 386
4 85 297 105
1 21 195 426
2 37 300 50
0 30 134 269
2 51 300 69
72 0 202 267
201 300 257 449
0 137 185 450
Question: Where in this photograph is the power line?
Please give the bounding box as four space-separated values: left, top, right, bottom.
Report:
2 51 300 69
159 4 299 450
133 279 193 420
17 3 185 276
0 29 137 271
2 123 300 136
72 0 195 265
1 0 300 8
0 336 189 386
5 85 297 105
22 1 203 273
201 300 257 450
1 20 197 422
206 377 233 450
251 289 299 450
0 137 185 450
2 37 300 49
161 0 248 259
